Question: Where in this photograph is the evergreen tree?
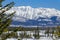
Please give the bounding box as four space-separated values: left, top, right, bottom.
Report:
0 0 16 40
54 26 60 38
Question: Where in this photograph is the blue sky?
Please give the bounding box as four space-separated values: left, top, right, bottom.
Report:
2 0 60 10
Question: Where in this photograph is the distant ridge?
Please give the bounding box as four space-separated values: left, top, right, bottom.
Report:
6 6 60 27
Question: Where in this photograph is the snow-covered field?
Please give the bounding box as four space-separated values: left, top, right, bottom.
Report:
6 37 60 40
22 37 53 40
6 30 60 40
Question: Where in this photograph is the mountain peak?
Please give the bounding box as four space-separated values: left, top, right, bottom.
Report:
6 6 60 26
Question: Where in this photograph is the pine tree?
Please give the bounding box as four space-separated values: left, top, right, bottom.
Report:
0 0 16 40
55 26 60 38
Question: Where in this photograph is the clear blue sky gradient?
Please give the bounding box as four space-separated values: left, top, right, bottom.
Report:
2 0 60 10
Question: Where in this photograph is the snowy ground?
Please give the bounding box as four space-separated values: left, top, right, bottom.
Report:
6 30 60 40
6 37 60 40
22 37 53 40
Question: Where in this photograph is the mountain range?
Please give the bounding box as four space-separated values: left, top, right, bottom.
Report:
6 6 60 27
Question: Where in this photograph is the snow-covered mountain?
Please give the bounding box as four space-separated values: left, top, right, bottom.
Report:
6 6 60 27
